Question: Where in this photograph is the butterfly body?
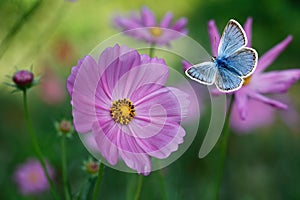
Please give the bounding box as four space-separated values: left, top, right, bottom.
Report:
185 19 258 92
215 57 243 77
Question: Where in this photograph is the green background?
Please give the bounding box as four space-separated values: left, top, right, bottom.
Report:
0 0 300 199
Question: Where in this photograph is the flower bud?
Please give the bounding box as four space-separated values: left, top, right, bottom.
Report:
59 120 72 133
82 158 99 176
12 70 34 88
55 119 73 137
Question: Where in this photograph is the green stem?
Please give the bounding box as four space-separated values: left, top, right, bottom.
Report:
22 90 60 200
134 175 143 200
75 178 89 200
158 170 167 200
214 95 235 200
149 43 155 58
92 162 104 200
61 136 71 200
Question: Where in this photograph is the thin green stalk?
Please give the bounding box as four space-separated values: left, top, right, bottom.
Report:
75 178 89 200
158 170 167 200
214 95 235 200
22 90 60 200
149 42 155 58
61 136 71 200
134 175 143 200
92 162 104 200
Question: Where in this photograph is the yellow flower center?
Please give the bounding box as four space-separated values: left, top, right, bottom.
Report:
110 98 136 125
243 76 252 86
149 27 163 37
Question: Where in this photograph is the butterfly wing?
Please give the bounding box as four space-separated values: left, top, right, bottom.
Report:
185 62 217 85
215 67 244 92
218 19 247 57
226 47 258 77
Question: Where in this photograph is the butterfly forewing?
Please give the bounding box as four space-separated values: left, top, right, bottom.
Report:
185 62 217 85
218 20 247 57
226 47 258 77
215 67 243 92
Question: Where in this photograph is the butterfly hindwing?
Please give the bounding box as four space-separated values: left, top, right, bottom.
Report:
215 67 243 92
218 19 247 57
226 47 258 77
185 62 217 85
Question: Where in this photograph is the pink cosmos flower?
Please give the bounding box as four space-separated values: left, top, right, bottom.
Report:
207 17 300 131
67 44 188 175
13 158 55 195
113 6 187 46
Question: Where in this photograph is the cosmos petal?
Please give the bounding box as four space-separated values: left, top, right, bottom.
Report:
141 6 156 26
172 17 188 32
208 20 221 56
113 16 141 30
71 56 102 133
94 120 152 175
93 121 119 165
160 12 173 28
118 148 151 175
249 91 288 110
243 17 252 47
66 58 84 96
111 61 169 101
182 60 192 71
136 122 185 159
98 45 141 100
134 86 188 122
234 88 249 120
254 69 300 93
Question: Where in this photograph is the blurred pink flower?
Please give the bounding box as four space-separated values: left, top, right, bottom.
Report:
39 67 66 105
113 6 187 46
231 95 300 133
275 95 300 133
208 18 300 131
53 39 75 65
67 44 189 175
230 99 275 133
13 158 55 195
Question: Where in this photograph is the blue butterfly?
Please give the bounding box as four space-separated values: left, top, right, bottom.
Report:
185 19 258 92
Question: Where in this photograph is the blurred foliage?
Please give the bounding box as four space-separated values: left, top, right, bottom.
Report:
0 0 300 199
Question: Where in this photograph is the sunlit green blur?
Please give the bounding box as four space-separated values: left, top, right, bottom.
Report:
0 0 300 199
